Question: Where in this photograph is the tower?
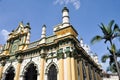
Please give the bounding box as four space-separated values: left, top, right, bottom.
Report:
62 7 70 28
41 25 46 38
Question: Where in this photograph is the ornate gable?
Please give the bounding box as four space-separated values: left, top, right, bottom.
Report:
1 22 31 56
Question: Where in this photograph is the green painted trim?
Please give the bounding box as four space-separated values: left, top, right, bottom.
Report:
57 48 64 59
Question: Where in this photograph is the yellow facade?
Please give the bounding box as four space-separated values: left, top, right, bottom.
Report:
0 7 102 80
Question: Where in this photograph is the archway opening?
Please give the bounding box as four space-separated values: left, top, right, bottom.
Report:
4 66 15 80
24 63 37 80
47 64 57 80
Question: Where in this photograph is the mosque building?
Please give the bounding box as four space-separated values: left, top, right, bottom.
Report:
0 7 102 80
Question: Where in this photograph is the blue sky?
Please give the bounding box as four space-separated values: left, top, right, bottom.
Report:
0 0 120 71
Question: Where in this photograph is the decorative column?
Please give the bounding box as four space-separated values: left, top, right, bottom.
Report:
39 52 46 80
0 60 6 80
94 70 97 80
74 58 78 80
57 49 64 80
70 52 78 80
85 62 89 80
88 65 92 80
96 72 99 80
79 59 83 80
91 68 94 80
99 72 102 80
14 58 23 80
65 48 71 80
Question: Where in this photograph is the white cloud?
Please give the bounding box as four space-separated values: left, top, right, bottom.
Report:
54 0 80 10
0 29 9 41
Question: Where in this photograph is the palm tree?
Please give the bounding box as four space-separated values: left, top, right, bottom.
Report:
101 45 120 73
107 63 117 73
91 20 120 79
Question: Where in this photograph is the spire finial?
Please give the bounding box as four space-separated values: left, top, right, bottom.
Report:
41 24 46 38
62 6 69 12
25 22 31 29
62 7 70 27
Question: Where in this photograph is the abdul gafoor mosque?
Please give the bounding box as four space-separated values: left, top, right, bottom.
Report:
0 7 102 80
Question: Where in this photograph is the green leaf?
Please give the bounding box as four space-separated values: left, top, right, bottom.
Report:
101 54 110 63
91 35 102 44
114 24 120 32
111 44 116 54
108 20 114 34
115 49 120 57
99 24 108 35
108 20 114 28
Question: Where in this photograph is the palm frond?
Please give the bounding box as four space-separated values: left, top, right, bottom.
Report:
99 24 108 35
115 49 120 57
107 64 117 73
107 20 114 34
91 35 103 44
111 44 116 54
109 55 114 65
114 24 120 32
108 20 114 28
101 54 110 63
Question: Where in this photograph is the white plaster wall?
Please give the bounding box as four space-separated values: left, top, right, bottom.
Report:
3 61 17 73
3 62 11 73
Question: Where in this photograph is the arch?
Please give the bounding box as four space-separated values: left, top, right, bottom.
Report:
45 62 58 74
22 61 38 80
22 61 39 75
3 65 15 80
45 62 58 80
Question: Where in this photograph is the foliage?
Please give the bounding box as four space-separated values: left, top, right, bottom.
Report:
91 20 120 45
91 20 120 77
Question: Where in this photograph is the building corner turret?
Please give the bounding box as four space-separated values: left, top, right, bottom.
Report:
41 25 46 38
62 7 70 28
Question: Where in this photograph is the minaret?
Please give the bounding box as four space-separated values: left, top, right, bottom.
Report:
41 25 46 38
80 38 84 47
62 7 70 28
25 23 31 44
93 54 99 64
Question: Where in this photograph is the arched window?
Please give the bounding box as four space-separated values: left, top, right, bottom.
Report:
4 66 15 80
24 63 37 80
47 64 57 80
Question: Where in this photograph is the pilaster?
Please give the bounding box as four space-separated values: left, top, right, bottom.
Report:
14 57 23 80
70 51 78 80
91 67 94 80
85 62 89 80
57 49 64 80
39 53 46 80
95 72 98 80
74 58 78 80
65 50 71 80
78 59 83 80
0 60 6 80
